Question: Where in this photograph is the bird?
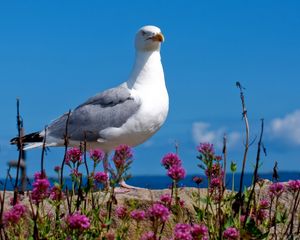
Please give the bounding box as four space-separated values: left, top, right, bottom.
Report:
11 25 169 188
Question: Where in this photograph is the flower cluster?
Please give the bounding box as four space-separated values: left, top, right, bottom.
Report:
173 223 208 240
94 171 108 184
3 203 27 225
113 144 133 169
160 193 172 206
223 227 239 240
31 172 50 203
130 209 146 222
161 153 186 181
116 206 128 219
161 153 181 169
67 212 90 230
269 182 285 197
50 185 65 201
167 165 186 181
148 203 170 223
197 142 215 159
287 179 300 192
89 149 104 164
140 231 156 240
65 147 82 165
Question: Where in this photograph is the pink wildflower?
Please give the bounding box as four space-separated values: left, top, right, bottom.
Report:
160 193 172 206
193 176 203 185
210 177 222 188
167 165 186 181
287 180 300 192
94 172 108 184
223 227 239 240
259 199 270 209
116 206 127 219
161 153 182 169
269 182 285 197
89 149 104 163
148 203 170 222
54 166 61 172
3 203 26 225
67 212 90 230
65 147 82 165
140 231 157 240
256 209 269 221
31 176 50 203
197 143 215 157
191 223 209 239
71 169 82 178
174 223 192 240
130 210 146 221
50 185 65 201
113 144 132 168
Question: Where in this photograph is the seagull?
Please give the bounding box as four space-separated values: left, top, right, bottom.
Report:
11 25 169 188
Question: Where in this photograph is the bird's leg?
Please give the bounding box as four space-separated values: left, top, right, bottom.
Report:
119 179 143 190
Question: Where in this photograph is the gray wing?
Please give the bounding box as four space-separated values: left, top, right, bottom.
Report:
47 86 141 141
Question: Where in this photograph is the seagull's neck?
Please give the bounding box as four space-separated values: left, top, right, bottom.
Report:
127 50 165 90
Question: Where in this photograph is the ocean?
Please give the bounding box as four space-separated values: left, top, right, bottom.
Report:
1 171 300 191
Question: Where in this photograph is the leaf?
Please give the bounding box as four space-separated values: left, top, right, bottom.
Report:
246 218 266 238
223 216 234 228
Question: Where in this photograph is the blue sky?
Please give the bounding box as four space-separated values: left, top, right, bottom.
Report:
0 1 300 178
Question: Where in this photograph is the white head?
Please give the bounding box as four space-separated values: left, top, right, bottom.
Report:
135 25 164 52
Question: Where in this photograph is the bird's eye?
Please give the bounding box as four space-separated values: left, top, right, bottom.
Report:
141 30 146 36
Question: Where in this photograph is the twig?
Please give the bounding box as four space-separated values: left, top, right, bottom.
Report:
236 82 250 196
244 118 264 227
60 110 71 186
222 134 227 193
13 98 24 205
40 127 47 178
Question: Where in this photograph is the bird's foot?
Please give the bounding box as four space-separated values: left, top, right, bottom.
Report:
118 179 143 190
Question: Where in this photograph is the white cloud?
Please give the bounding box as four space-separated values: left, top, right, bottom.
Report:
192 122 241 150
268 109 300 146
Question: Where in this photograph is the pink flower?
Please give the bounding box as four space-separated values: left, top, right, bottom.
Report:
160 193 172 206
192 176 203 185
3 203 26 225
67 212 90 230
161 153 182 169
66 147 82 165
205 163 223 178
197 143 215 157
130 210 146 221
31 176 50 203
287 180 300 192
167 165 186 181
116 206 127 219
269 182 285 197
191 224 208 239
54 166 61 172
71 169 82 178
113 144 132 168
210 177 222 188
140 231 157 240
94 172 108 184
148 203 170 222
256 209 269 221
89 149 104 163
223 227 239 240
174 223 192 240
259 199 270 209
50 185 64 201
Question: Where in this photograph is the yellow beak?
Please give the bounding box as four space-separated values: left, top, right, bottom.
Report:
151 32 165 42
